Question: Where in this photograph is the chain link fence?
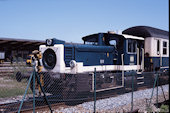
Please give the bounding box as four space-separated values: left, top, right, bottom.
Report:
0 61 169 112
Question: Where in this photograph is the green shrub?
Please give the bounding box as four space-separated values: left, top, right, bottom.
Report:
146 107 153 113
160 104 169 113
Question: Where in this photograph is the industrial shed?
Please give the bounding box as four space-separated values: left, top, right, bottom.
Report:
0 37 45 61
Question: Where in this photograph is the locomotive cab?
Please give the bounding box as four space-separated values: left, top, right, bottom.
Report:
124 35 144 72
82 32 124 65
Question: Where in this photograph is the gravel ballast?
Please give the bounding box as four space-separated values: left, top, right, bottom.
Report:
53 84 169 113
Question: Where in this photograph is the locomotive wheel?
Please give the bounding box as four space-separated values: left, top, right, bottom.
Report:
64 83 85 105
124 76 138 92
67 85 77 99
64 84 77 104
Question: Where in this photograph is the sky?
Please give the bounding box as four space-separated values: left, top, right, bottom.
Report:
0 0 169 43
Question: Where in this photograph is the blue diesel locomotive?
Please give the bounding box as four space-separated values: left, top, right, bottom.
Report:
38 26 169 99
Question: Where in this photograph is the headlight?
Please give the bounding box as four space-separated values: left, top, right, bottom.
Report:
42 48 57 69
46 39 53 46
70 60 76 68
46 38 66 46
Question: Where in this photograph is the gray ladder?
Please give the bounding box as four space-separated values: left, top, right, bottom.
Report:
137 73 144 86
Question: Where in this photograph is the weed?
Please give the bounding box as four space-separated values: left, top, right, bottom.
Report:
160 104 169 113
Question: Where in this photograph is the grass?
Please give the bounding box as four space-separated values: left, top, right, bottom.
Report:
0 76 32 98
0 87 31 98
0 57 33 98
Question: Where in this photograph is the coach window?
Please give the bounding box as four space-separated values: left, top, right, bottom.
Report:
157 40 160 55
133 41 136 52
163 41 167 55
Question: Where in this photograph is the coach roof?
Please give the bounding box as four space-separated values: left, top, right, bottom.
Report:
122 26 169 39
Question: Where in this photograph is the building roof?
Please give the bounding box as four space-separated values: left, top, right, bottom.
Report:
122 26 169 39
0 37 45 50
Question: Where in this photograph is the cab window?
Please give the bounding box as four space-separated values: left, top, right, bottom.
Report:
109 40 116 46
127 40 136 53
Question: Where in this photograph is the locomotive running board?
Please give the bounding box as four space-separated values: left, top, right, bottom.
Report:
91 86 124 92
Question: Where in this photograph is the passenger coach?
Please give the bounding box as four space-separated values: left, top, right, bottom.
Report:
123 26 169 71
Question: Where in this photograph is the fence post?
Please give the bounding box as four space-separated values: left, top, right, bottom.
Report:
156 73 159 108
160 80 166 101
18 72 34 113
131 70 134 112
33 69 35 113
94 68 96 113
148 71 158 108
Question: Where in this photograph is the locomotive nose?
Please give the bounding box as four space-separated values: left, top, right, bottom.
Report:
42 48 57 69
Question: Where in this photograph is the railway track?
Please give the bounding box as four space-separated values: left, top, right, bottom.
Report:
0 99 66 113
0 82 168 113
0 67 32 77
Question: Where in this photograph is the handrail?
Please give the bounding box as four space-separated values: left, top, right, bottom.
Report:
121 54 124 86
142 48 144 71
